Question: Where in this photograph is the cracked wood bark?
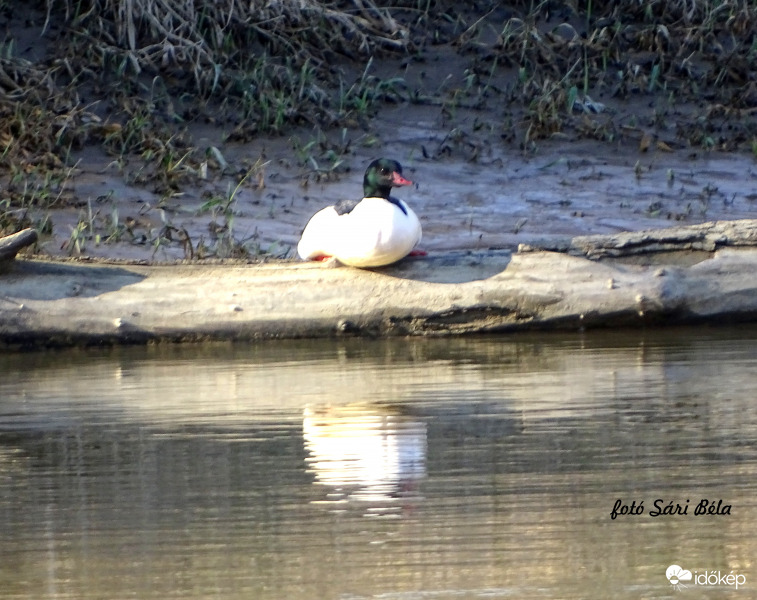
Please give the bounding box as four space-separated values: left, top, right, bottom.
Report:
518 219 757 259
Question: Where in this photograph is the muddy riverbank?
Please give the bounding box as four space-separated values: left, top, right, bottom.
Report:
4 3 757 265
4 2 757 348
27 118 757 264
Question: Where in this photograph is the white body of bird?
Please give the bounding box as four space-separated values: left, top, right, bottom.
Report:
297 196 422 267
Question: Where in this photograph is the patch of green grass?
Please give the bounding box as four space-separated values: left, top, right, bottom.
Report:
489 0 757 146
290 127 354 182
192 159 272 258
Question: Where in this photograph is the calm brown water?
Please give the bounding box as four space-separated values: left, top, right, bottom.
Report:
1 329 756 599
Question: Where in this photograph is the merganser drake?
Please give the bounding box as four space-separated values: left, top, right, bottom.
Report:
297 158 422 267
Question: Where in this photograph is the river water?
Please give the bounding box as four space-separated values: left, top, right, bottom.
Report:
1 328 756 599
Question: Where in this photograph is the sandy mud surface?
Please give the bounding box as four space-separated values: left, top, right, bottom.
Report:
38 105 757 264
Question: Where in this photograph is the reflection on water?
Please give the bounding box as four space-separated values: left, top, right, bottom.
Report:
303 404 426 507
1 328 757 599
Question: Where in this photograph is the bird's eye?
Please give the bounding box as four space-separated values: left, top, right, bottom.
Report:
380 167 389 174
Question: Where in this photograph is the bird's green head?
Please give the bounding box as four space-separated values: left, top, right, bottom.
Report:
363 158 412 199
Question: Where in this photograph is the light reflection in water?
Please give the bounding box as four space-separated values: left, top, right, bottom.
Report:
303 403 426 507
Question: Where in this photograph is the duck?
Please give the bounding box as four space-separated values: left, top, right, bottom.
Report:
297 158 422 267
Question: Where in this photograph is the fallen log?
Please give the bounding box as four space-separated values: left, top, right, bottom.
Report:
2 220 757 348
518 219 757 259
0 228 37 264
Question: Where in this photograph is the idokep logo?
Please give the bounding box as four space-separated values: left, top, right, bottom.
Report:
666 565 692 590
666 564 746 591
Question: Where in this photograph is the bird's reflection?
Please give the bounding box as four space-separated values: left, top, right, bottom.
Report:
303 403 426 508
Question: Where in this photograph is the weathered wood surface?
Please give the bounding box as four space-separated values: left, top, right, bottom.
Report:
518 219 757 259
2 220 757 347
0 228 37 263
